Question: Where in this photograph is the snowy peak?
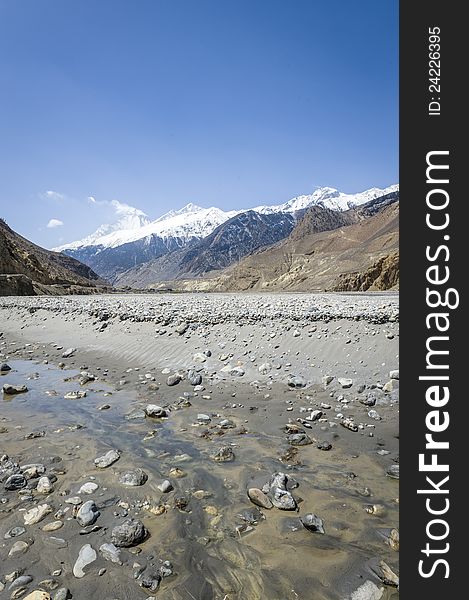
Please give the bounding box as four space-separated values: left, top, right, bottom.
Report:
54 184 398 253
255 185 398 214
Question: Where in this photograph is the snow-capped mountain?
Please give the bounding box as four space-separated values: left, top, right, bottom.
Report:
54 203 238 253
253 184 399 214
54 184 398 283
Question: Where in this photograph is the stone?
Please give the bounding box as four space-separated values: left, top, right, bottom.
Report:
383 379 399 393
42 521 63 532
338 378 353 388
197 413 211 423
317 441 332 451
64 391 86 400
386 464 400 479
111 518 147 547
61 348 76 358
76 500 100 526
176 322 189 335
52 588 71 600
350 581 384 600
24 504 52 525
306 410 323 421
8 540 30 556
0 363 11 371
5 473 27 490
166 374 182 386
3 384 28 395
157 480 173 493
36 476 53 493
258 363 271 374
371 561 399 587
322 375 334 385
73 544 97 578
300 513 325 534
271 488 296 510
287 375 306 388
367 410 382 421
211 446 235 462
139 573 161 592
340 418 358 432
144 405 168 418
94 449 120 468
23 593 51 600
77 482 98 494
247 488 273 509
4 526 26 538
389 369 399 380
287 433 313 446
125 409 146 420
99 542 123 564
188 370 202 385
192 353 206 363
9 575 33 591
119 468 148 486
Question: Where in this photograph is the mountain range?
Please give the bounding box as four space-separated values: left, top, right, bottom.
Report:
55 185 398 284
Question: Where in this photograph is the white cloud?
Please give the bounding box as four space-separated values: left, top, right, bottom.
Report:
47 218 64 228
87 196 96 203
110 199 146 217
42 190 65 201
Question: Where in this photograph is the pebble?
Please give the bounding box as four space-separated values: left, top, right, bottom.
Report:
4 526 26 538
61 348 76 358
166 374 182 386
77 482 98 494
300 513 325 534
157 480 173 493
24 503 52 525
0 362 11 371
3 384 28 394
144 405 168 418
8 540 30 556
94 449 120 468
287 375 306 388
389 369 399 380
99 542 123 564
53 588 71 600
111 518 147 547
36 476 53 493
247 488 273 509
119 468 148 486
5 473 27 490
42 521 64 532
338 378 353 388
76 500 100 526
211 446 235 462
73 544 97 578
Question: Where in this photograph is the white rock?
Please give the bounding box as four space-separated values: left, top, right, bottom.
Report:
78 482 99 494
73 544 97 578
24 503 52 525
36 476 53 494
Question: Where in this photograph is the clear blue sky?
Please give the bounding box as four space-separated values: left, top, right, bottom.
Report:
0 0 398 248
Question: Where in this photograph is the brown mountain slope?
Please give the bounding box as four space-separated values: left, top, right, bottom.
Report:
153 201 399 292
0 218 108 295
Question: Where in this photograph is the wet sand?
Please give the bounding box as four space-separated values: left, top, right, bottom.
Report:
0 294 399 600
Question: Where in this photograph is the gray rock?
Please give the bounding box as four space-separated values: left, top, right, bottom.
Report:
73 544 97 578
94 449 120 468
271 488 297 510
287 375 306 388
389 369 399 380
0 363 11 372
383 379 399 393
2 384 28 395
338 377 353 388
350 581 384 600
287 433 312 446
111 518 147 547
77 482 98 495
119 468 148 487
125 409 146 420
368 409 382 421
306 410 323 421
99 542 122 565
144 404 168 418
76 501 100 527
386 464 400 479
4 526 26 539
8 575 33 591
300 513 325 534
192 353 206 363
53 587 72 600
247 488 273 509
166 374 181 386
8 540 30 557
317 441 332 451
157 480 173 493
36 476 53 493
322 375 334 385
210 446 235 462
176 322 189 335
139 573 161 592
188 370 202 386
5 473 27 490
62 347 76 358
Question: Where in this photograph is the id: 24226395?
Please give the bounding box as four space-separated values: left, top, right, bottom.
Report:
428 26 441 116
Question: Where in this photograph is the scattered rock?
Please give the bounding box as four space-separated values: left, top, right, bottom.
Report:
3 384 28 395
64 391 86 400
211 446 235 462
287 433 313 446
8 540 30 556
62 348 76 358
144 405 168 418
94 449 120 468
188 370 202 385
36 476 53 493
287 375 306 388
24 504 52 525
157 480 173 493
317 441 332 451
338 378 353 388
99 542 123 564
386 464 399 479
5 473 27 490
247 488 273 509
166 374 182 386
300 513 325 534
76 500 100 527
77 482 98 495
119 468 148 486
73 544 97 578
389 370 399 380
0 363 11 372
111 518 147 547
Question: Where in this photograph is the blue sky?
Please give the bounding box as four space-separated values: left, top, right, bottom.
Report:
0 0 398 248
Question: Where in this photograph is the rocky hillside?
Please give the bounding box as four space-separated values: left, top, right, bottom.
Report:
115 211 297 287
0 219 108 295
149 195 399 293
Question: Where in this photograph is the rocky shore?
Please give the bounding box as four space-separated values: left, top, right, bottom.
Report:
0 293 399 599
